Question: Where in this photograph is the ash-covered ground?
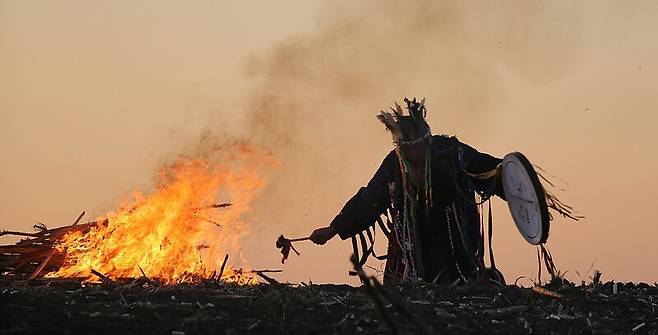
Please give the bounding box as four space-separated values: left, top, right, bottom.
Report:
1 278 656 334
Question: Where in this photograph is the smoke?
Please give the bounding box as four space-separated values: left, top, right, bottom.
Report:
192 0 585 278
244 0 583 144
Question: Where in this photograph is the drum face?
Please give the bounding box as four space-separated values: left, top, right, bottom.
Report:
501 152 550 245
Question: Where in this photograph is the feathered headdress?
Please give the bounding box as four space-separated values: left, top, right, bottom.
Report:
377 97 431 146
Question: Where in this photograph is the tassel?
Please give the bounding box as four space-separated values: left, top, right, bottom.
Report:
534 169 584 221
545 189 584 221
540 244 557 279
488 200 496 270
536 244 558 284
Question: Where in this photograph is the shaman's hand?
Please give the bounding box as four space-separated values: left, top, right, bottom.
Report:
309 226 337 245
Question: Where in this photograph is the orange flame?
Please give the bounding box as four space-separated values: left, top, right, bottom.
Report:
47 143 273 284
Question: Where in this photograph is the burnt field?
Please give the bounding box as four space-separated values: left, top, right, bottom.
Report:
1 278 656 335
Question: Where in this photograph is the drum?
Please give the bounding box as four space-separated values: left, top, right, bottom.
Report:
501 152 550 245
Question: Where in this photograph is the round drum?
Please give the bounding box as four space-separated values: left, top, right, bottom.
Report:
501 152 550 245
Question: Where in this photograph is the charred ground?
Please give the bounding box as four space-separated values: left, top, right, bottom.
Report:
1 278 656 335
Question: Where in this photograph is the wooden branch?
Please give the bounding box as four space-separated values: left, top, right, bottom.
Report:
0 216 109 280
208 203 232 208
138 266 154 285
218 253 229 281
193 203 232 211
251 269 283 274
254 271 279 285
0 231 42 238
533 285 564 299
90 269 113 285
29 211 85 280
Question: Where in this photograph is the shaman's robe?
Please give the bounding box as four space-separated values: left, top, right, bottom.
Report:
330 135 506 284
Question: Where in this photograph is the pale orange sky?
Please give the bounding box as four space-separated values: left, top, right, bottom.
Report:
1 0 657 285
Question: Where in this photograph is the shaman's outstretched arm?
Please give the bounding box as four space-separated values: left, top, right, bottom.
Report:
329 151 398 240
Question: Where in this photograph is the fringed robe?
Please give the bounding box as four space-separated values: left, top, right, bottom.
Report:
330 135 506 284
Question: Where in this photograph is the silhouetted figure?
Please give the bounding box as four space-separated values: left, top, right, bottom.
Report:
310 98 506 285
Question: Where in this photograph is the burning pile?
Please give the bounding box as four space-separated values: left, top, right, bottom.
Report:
1 143 274 284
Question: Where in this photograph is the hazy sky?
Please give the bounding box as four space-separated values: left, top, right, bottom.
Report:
1 0 657 285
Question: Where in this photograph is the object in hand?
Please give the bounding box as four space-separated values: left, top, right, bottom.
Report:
276 235 303 264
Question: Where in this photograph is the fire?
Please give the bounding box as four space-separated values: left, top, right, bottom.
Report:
47 143 273 284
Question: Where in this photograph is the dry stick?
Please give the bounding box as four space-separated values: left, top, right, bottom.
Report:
252 269 283 285
193 214 221 228
251 269 283 273
350 255 399 335
10 223 95 247
218 253 229 282
514 276 530 287
90 269 113 284
29 210 86 280
138 266 154 285
10 221 98 238
532 285 563 299
0 231 42 238
208 203 232 208
254 271 279 285
192 203 232 211
632 322 646 332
